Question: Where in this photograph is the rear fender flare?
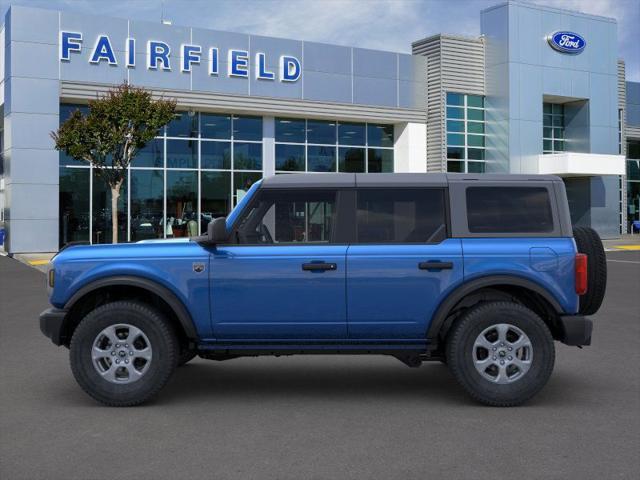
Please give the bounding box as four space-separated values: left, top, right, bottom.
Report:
427 275 563 343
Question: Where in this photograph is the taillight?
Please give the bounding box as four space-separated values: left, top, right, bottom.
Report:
575 253 588 295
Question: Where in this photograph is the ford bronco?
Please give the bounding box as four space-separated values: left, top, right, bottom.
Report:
40 173 606 406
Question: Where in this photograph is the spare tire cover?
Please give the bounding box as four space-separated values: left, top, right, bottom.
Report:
573 226 607 315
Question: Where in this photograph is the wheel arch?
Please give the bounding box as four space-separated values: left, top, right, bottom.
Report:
427 275 563 348
60 276 198 347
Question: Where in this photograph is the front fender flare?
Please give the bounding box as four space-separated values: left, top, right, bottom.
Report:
427 275 563 343
64 275 198 340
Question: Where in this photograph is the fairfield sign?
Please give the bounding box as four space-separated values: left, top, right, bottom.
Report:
59 31 302 82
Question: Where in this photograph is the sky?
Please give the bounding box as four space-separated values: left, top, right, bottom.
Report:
1 0 638 80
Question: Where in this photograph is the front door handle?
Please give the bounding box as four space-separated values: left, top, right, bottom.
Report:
302 262 337 272
418 261 453 271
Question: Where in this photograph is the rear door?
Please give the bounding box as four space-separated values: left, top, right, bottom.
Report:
346 187 463 339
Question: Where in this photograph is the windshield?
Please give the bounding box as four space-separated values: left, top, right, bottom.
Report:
226 179 263 231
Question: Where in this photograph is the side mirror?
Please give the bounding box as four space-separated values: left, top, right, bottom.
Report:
207 217 229 244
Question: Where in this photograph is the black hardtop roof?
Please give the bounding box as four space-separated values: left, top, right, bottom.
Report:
260 173 561 189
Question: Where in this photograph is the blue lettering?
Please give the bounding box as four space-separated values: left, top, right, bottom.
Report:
148 41 171 70
229 50 249 77
60 31 82 61
209 48 219 75
280 56 301 82
126 38 135 67
181 44 201 72
90 35 117 65
256 53 275 80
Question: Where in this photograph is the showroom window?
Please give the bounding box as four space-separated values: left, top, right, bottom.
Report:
445 92 486 173
543 103 565 154
58 104 263 246
627 140 640 231
274 118 394 173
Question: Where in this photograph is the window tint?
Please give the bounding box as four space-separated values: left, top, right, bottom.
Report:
356 189 447 243
237 190 336 244
466 187 554 233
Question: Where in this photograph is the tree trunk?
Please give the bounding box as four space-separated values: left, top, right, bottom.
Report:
110 181 123 244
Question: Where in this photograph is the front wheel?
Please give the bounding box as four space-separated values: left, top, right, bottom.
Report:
446 301 555 407
70 301 178 407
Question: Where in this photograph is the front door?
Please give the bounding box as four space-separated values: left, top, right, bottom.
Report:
346 187 463 339
210 188 348 340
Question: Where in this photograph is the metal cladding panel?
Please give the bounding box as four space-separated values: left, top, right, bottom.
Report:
412 34 485 173
47 8 429 111
60 81 427 123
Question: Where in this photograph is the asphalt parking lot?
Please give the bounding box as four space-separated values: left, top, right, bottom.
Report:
1 251 639 480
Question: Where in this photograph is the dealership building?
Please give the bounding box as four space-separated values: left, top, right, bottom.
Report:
0 1 639 253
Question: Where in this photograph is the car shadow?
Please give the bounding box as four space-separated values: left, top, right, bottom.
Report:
151 357 482 407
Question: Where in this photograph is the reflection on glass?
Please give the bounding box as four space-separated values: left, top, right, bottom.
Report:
447 133 464 146
167 111 198 138
59 167 90 247
447 160 464 172
166 171 197 238
167 139 197 169
276 118 306 143
446 121 464 133
130 169 164 240
201 141 231 169
307 120 336 144
307 145 336 172
234 142 262 170
447 147 464 159
276 144 305 171
233 115 262 141
468 122 484 134
368 149 394 172
234 172 262 206
446 92 464 106
467 109 484 121
446 107 464 119
338 122 366 146
201 113 231 139
201 171 231 232
136 139 164 168
338 147 365 172
467 95 484 108
92 169 127 244
468 161 485 173
367 124 394 147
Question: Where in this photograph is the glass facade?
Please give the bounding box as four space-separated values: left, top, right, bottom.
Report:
274 118 394 173
445 93 486 173
58 104 263 247
543 103 565 154
627 140 640 231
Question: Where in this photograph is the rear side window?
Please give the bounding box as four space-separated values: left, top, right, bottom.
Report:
356 189 447 243
466 187 554 233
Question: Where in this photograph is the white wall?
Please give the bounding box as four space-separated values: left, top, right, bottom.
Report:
394 122 427 173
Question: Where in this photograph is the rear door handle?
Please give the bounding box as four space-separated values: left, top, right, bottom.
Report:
302 262 337 271
418 261 453 271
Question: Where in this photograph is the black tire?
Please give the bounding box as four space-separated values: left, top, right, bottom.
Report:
446 301 555 407
177 349 197 367
573 226 607 315
70 301 178 407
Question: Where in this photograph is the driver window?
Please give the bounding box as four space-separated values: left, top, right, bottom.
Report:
237 189 337 244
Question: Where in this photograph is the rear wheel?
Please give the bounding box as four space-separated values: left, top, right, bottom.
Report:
446 301 555 407
70 301 178 407
573 226 607 315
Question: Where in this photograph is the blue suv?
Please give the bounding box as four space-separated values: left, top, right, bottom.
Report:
40 173 606 406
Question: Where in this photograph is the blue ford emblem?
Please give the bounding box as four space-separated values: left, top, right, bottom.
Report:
547 31 586 54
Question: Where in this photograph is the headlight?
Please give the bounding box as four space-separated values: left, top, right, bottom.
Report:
48 268 55 288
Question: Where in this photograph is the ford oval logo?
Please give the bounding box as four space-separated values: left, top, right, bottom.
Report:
547 31 586 54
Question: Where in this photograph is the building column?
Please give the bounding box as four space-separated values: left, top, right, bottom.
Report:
393 122 427 173
262 116 275 177
3 6 60 253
